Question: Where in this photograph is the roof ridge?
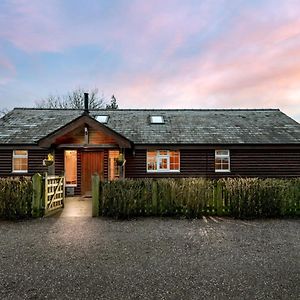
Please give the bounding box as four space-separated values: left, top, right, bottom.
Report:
12 107 280 112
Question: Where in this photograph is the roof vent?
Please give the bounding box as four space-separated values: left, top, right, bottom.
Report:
95 115 109 124
150 115 164 124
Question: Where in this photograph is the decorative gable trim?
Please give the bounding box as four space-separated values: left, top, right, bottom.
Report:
38 114 132 148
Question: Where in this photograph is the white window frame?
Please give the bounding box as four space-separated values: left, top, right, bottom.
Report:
215 150 230 172
150 116 164 124
95 115 109 124
12 150 28 173
147 150 180 173
64 150 77 187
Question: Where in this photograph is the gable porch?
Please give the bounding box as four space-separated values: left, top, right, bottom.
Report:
38 114 131 196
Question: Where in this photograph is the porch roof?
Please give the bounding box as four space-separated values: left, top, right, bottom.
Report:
0 108 300 145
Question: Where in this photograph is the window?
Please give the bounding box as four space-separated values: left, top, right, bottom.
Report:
150 115 164 124
65 150 77 186
147 150 180 172
108 150 120 180
95 115 109 124
215 150 230 172
12 150 28 173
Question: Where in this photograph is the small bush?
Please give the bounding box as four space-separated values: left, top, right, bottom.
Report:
99 178 300 219
0 177 33 219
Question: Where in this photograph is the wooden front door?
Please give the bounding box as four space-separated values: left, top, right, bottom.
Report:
81 151 103 195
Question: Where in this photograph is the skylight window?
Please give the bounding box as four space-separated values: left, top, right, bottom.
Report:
95 115 109 124
150 115 164 124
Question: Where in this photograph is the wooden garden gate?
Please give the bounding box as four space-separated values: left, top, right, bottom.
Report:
44 174 65 214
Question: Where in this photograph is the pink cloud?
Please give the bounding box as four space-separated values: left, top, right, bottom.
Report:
0 56 16 85
0 0 221 56
96 2 300 122
0 0 299 122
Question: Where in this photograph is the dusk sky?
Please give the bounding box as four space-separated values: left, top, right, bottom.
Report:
0 0 300 122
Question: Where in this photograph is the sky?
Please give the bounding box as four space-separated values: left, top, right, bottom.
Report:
0 0 300 122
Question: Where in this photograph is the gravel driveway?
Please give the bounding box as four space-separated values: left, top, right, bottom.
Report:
0 215 299 300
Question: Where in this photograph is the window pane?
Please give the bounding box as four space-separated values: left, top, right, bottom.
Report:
159 158 168 170
222 161 229 170
13 158 27 171
14 150 28 156
215 163 222 170
109 150 120 180
147 151 156 158
147 160 157 170
170 162 179 170
13 150 28 172
65 150 77 185
215 157 222 164
158 150 168 156
216 150 229 156
147 151 157 171
150 116 164 124
222 157 229 163
170 151 180 170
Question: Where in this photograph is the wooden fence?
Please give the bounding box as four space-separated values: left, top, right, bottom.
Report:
44 174 65 214
32 173 65 217
92 176 300 219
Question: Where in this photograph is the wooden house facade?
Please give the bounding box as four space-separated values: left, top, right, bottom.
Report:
0 101 300 196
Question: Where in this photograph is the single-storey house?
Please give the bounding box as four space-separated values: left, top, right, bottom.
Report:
0 96 300 196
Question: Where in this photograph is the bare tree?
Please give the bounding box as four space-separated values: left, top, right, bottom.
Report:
35 87 106 109
106 95 119 109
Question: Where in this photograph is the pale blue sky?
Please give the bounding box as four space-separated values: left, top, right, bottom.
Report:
0 0 300 122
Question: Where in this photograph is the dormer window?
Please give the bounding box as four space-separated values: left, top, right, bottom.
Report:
150 115 164 124
95 115 109 124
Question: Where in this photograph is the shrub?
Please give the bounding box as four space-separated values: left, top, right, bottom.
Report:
98 178 300 219
0 177 33 219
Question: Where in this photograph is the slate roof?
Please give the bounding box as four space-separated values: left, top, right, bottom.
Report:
0 108 300 145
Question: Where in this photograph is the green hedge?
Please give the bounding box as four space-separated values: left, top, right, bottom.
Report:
0 177 33 219
99 178 300 219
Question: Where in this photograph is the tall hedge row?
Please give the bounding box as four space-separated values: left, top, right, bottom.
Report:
0 177 33 219
99 178 300 219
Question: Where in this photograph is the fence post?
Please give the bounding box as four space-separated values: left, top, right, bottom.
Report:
32 173 43 217
92 173 100 217
44 172 48 215
152 180 158 215
216 181 224 216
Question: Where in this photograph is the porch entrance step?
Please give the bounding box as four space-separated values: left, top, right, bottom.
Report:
55 197 92 217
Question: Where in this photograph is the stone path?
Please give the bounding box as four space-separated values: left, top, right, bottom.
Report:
55 197 92 218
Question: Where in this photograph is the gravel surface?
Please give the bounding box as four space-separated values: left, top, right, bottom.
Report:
0 216 299 300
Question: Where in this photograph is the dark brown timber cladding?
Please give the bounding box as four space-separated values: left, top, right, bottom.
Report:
103 150 108 180
125 148 300 178
54 149 64 175
0 150 13 176
28 149 49 175
0 149 48 176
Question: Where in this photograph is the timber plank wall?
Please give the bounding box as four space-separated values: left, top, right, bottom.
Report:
0 149 48 176
125 149 300 178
